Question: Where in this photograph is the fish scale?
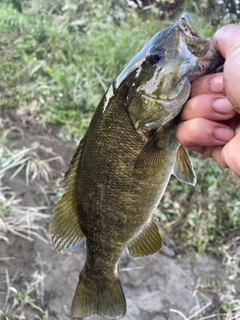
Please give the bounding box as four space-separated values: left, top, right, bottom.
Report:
49 12 224 320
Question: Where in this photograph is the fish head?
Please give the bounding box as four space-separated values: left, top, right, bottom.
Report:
124 12 224 131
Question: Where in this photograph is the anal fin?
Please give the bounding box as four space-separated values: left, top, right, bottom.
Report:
128 218 162 258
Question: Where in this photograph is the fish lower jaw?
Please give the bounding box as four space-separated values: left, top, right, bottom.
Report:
196 44 224 72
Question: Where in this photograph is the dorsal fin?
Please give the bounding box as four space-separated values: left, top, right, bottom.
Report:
128 217 162 258
173 145 196 186
49 134 87 255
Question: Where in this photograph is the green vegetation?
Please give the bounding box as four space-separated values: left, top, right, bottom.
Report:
0 0 162 139
0 0 239 319
159 156 240 254
0 0 218 140
157 154 240 319
0 255 48 320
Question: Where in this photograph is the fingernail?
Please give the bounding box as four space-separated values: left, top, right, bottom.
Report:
214 127 234 142
212 98 233 114
209 75 223 93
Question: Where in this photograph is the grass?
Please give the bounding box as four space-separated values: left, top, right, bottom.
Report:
0 255 48 320
168 235 240 320
0 0 239 319
0 128 52 244
158 156 240 254
157 155 240 320
1 130 63 186
0 128 59 319
0 0 218 140
0 0 160 139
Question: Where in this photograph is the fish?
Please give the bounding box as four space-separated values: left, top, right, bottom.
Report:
49 12 224 320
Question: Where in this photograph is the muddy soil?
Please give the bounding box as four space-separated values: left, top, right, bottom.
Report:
0 125 227 320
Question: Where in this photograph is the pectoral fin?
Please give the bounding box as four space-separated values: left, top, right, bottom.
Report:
134 133 165 169
49 134 87 255
128 218 162 258
173 145 196 186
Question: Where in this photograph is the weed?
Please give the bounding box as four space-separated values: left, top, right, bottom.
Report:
221 237 240 281
0 185 49 243
157 153 240 318
0 128 59 243
0 1 239 318
0 0 217 139
170 264 240 320
0 128 64 185
0 257 48 320
158 155 240 254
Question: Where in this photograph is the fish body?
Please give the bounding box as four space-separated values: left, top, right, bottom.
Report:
49 13 224 320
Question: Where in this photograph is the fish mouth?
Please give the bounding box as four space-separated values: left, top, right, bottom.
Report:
178 12 201 39
177 12 224 72
177 12 210 58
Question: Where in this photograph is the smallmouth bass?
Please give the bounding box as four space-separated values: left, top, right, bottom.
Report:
49 12 224 320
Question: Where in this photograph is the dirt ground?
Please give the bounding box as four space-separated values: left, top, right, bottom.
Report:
0 124 229 320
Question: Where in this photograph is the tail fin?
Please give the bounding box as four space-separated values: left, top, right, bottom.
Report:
72 267 126 320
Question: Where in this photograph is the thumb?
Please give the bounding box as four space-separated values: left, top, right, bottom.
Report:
211 24 240 112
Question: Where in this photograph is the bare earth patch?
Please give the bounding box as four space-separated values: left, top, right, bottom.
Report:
0 124 235 320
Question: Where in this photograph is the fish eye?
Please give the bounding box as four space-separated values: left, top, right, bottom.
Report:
148 48 165 65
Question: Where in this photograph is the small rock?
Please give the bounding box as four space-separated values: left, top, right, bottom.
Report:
160 245 176 258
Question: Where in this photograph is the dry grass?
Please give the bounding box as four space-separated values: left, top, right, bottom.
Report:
0 128 63 244
0 190 49 244
0 256 48 320
169 240 240 320
0 129 58 319
1 139 63 186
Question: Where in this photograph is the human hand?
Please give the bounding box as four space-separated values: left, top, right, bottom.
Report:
176 24 240 177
